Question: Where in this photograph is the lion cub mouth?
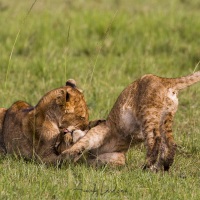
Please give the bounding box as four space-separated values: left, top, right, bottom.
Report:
63 128 74 135
59 125 75 134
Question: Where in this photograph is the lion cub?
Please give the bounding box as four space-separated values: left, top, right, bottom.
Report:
62 71 200 171
0 80 89 165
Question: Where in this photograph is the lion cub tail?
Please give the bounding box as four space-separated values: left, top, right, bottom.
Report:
171 70 200 90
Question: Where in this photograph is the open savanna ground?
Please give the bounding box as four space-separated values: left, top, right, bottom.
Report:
0 0 200 199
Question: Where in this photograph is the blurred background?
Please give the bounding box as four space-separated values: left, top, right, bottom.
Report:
0 0 199 119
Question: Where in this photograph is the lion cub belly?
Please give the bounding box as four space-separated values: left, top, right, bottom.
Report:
120 106 143 138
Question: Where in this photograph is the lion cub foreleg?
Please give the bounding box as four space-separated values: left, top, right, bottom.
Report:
61 122 110 160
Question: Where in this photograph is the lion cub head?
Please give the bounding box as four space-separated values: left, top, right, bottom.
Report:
35 79 89 133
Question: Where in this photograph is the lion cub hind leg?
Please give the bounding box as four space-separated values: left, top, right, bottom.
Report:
88 152 126 167
158 112 177 171
141 109 162 171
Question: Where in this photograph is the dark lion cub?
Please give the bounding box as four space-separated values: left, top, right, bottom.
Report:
62 71 200 171
0 80 89 165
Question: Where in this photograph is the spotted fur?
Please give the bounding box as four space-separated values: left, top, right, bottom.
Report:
62 71 200 171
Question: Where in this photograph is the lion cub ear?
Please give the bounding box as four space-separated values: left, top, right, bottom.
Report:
66 79 76 88
66 79 83 93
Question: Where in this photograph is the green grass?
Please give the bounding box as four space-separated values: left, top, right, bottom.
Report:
0 0 200 199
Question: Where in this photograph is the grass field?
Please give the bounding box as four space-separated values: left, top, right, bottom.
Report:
0 0 200 199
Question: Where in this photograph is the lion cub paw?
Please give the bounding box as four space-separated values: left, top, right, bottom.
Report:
73 130 87 143
61 145 85 162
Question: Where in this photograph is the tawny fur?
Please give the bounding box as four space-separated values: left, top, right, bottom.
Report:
0 80 89 165
62 71 200 171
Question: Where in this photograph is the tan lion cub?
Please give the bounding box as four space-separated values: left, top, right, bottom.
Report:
62 71 200 171
0 80 89 165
